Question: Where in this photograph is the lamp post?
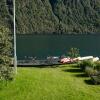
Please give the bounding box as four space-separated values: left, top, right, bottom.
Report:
13 0 17 74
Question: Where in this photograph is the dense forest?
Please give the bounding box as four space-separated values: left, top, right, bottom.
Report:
0 0 100 34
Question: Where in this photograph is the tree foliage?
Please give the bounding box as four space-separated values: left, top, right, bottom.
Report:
0 26 13 82
68 48 80 58
0 0 100 34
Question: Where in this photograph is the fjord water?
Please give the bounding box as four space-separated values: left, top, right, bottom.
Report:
17 34 100 60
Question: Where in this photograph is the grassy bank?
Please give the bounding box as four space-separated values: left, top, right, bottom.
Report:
0 65 100 100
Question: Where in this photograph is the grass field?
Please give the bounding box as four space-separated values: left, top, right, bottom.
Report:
0 65 100 100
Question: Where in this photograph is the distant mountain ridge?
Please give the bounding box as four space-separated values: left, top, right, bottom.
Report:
0 0 100 34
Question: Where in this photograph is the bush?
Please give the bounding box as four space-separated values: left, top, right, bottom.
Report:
78 60 95 71
0 26 13 85
91 75 100 84
0 66 14 80
94 61 100 71
85 66 98 76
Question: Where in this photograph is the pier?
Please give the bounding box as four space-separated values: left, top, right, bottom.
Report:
17 58 60 66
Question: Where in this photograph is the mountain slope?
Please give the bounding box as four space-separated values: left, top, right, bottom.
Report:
0 0 100 34
0 0 13 31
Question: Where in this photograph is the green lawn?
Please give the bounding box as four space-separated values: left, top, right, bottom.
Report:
0 65 100 100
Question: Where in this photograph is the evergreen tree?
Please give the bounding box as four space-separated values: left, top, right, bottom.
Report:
0 26 13 82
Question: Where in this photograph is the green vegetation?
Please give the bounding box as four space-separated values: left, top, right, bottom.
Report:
0 65 100 100
0 26 13 83
78 60 95 71
78 60 100 84
94 61 100 71
78 60 100 72
0 0 100 34
85 66 97 76
0 0 13 32
67 48 80 58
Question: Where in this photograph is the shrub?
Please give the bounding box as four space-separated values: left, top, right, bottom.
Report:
94 61 100 71
0 66 13 80
0 26 13 85
78 60 95 71
91 75 100 84
85 66 97 76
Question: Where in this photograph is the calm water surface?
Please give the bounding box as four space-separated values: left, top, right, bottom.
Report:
17 34 100 60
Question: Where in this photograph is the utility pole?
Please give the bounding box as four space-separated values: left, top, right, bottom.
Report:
13 0 17 74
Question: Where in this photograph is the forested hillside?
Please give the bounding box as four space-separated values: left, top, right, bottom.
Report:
0 0 13 32
0 0 100 34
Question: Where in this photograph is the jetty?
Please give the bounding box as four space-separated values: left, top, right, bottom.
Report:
17 57 60 66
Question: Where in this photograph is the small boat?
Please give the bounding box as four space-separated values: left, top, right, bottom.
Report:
60 57 75 64
60 56 100 64
93 57 99 62
77 56 93 61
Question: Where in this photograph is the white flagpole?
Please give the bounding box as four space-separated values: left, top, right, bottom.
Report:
14 0 17 73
